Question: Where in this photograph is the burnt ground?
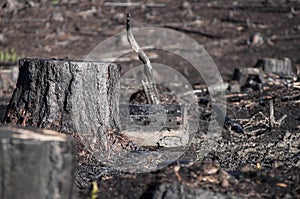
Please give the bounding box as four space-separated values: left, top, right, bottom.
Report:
1 0 300 198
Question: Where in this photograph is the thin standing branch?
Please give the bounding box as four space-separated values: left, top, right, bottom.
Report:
269 100 275 129
126 13 160 104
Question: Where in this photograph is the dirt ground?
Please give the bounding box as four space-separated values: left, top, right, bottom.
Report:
1 0 300 198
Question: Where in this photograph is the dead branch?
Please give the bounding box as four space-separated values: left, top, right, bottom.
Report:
269 100 275 129
126 13 160 104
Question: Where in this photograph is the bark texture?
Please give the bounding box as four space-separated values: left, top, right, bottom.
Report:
4 58 120 138
0 126 75 199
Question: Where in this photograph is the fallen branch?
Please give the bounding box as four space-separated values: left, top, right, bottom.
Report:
220 17 262 26
277 115 287 126
281 93 300 101
244 111 270 130
268 34 300 42
226 93 249 98
104 2 140 7
104 2 165 7
291 82 300 90
163 25 223 39
212 5 298 13
242 100 287 134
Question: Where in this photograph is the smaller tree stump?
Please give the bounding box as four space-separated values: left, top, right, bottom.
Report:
0 126 76 199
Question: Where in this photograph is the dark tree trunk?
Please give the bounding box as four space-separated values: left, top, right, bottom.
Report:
0 125 76 199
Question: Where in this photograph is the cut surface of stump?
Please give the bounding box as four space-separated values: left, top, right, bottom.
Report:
0 125 75 199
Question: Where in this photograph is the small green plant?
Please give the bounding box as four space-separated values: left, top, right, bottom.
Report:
0 48 22 63
91 181 99 199
51 0 59 5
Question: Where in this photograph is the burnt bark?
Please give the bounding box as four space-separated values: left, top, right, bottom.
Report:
0 125 75 199
4 58 120 136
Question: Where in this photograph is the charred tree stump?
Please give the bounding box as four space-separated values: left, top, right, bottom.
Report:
3 58 120 151
0 126 75 199
4 58 120 132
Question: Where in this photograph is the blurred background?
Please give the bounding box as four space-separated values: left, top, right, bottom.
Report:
0 0 300 105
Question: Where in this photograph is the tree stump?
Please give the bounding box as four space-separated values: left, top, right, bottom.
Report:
3 58 120 152
0 125 75 199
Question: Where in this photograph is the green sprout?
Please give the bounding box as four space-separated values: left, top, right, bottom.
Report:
51 0 59 5
91 181 99 199
0 48 21 63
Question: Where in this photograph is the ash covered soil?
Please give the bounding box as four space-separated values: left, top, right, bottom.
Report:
1 0 300 198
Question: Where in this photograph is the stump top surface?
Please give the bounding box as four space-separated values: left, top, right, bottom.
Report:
20 57 115 65
0 126 68 141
